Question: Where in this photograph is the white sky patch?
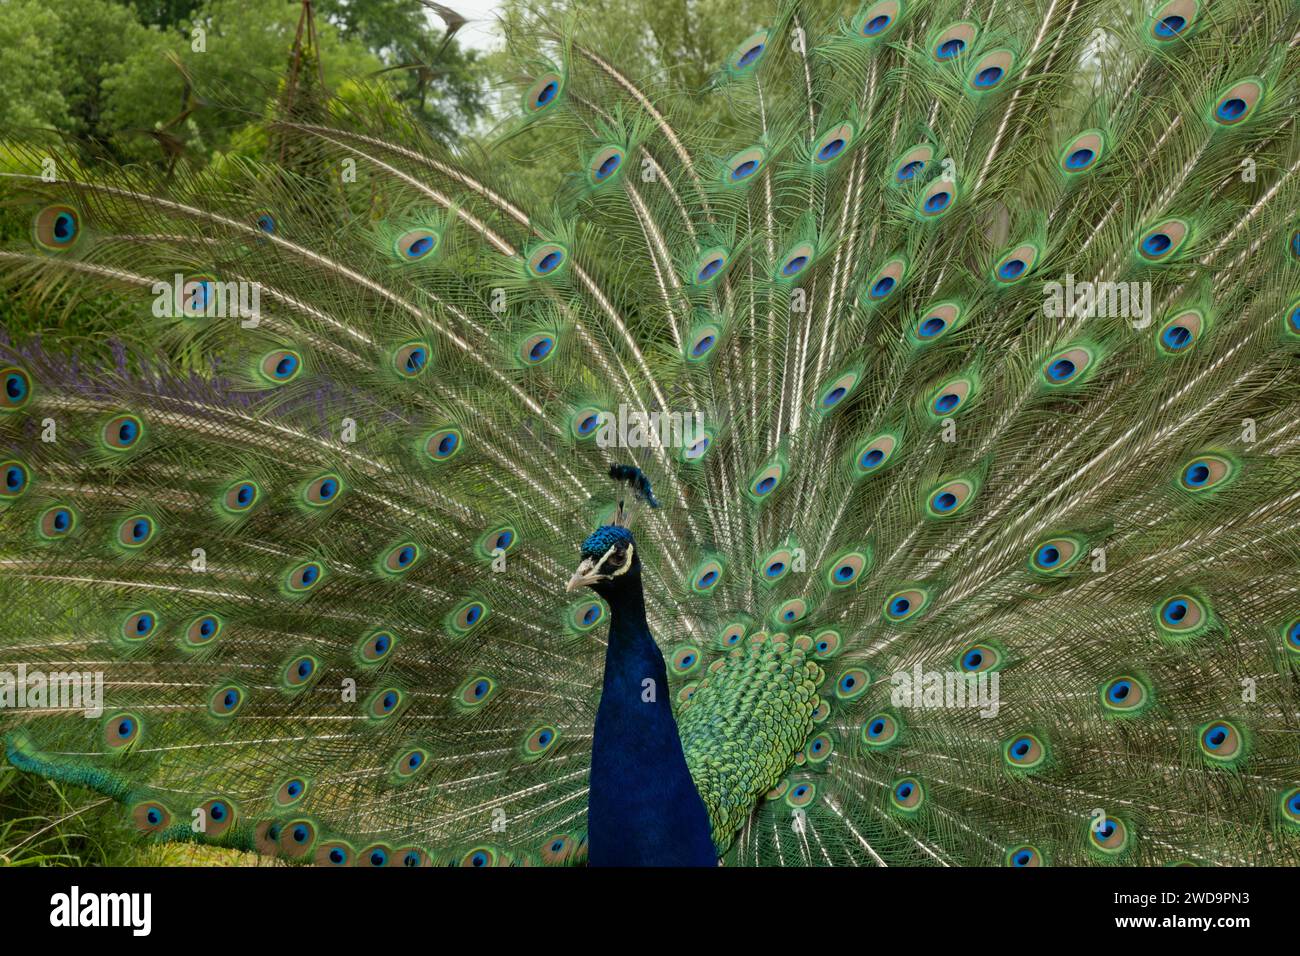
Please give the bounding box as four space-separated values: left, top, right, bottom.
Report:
425 0 508 53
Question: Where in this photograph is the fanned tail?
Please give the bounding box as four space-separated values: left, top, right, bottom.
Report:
2 0 1299 866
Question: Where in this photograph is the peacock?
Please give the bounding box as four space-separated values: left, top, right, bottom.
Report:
1 0 1299 868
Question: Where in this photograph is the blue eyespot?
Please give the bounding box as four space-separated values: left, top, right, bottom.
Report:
924 191 951 213
5 463 28 493
822 387 847 408
473 680 489 699
897 160 924 181
697 257 725 282
1142 233 1172 256
1036 545 1060 567
535 82 558 107
1216 98 1246 121
998 259 1025 280
596 153 621 179
871 276 895 298
1048 358 1076 381
936 38 965 59
1163 599 1188 625
52 212 77 243
975 66 1003 87
817 139 845 161
731 160 758 181
692 335 716 356
1203 724 1229 749
1184 463 1209 487
4 371 28 402
699 570 718 586
860 449 884 469
1155 15 1185 37
934 392 960 413
1066 148 1094 169
933 492 957 512
737 43 765 67
783 255 809 277
863 14 890 36
756 476 776 494
916 320 946 343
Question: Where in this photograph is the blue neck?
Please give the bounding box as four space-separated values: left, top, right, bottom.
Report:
588 583 716 866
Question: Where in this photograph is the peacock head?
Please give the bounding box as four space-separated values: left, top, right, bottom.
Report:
567 525 641 597
567 464 658 598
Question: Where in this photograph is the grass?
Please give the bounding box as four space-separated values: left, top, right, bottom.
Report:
0 765 269 867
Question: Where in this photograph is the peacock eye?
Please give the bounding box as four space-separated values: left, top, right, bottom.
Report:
606 547 627 569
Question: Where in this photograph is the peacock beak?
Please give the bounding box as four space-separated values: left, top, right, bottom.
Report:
566 557 604 592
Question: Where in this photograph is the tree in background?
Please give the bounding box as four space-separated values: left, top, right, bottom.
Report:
0 0 488 168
